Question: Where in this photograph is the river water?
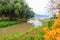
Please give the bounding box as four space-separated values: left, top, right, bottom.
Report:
27 19 42 28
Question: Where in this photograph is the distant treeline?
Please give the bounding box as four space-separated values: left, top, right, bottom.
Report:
0 0 35 21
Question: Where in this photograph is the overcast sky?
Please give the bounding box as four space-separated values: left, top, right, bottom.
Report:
26 0 52 16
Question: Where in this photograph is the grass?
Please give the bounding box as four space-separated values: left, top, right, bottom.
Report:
21 26 45 40
0 25 45 40
0 26 38 40
0 28 44 40
0 28 36 40
0 21 21 28
2 32 22 40
0 18 52 40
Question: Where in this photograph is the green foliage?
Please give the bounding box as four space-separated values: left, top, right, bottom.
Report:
23 36 34 40
48 19 54 29
0 5 3 11
2 32 22 40
14 2 21 10
38 30 45 40
23 35 34 40
0 21 20 28
0 0 35 21
38 30 45 36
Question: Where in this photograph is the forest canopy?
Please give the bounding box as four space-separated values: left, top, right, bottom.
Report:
0 0 35 21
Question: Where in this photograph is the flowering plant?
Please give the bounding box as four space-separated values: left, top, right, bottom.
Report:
43 11 60 40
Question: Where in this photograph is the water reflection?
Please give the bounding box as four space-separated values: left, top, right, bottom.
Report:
27 19 42 28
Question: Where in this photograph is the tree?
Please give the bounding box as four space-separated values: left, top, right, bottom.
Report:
47 0 57 19
0 5 3 19
14 1 21 17
0 0 35 21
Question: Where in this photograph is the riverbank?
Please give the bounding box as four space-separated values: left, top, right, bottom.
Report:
0 18 51 40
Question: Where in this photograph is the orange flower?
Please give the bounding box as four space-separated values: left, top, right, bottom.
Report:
43 27 49 32
44 33 50 40
58 11 60 20
44 11 60 40
58 20 60 25
51 20 59 29
44 33 53 40
56 28 60 33
55 34 60 40
48 30 56 38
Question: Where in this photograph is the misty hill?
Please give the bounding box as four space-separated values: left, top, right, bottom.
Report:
34 14 50 19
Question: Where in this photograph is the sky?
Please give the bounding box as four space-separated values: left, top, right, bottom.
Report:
26 0 52 16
